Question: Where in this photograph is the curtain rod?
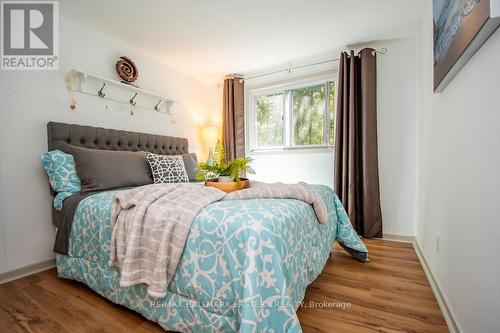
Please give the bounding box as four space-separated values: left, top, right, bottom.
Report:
238 47 387 81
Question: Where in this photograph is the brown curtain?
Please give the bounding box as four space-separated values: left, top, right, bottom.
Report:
222 78 245 161
334 48 382 238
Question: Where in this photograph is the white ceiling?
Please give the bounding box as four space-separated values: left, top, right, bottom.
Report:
61 0 424 84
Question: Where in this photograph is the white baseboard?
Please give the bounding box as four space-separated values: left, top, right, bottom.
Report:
0 259 56 285
412 239 461 333
381 233 415 243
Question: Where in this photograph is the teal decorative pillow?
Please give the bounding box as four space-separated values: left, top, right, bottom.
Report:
40 150 81 210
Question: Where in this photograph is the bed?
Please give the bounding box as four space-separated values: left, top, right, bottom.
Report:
46 122 367 333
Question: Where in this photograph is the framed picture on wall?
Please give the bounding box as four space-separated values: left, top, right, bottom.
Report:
433 0 500 92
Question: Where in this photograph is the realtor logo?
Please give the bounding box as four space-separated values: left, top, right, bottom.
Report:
1 1 58 70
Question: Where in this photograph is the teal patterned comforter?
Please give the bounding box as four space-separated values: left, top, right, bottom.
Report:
56 185 367 332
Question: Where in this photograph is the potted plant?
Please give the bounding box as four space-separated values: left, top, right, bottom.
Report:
196 140 255 192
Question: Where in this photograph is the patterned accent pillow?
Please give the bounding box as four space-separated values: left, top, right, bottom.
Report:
145 152 189 184
40 150 81 210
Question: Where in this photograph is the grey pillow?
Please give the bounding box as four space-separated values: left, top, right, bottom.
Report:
70 146 153 193
181 153 199 182
145 152 189 184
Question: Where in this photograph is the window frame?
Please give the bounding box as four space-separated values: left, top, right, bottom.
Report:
248 76 336 153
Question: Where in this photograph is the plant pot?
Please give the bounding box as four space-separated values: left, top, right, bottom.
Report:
218 176 233 183
205 178 250 193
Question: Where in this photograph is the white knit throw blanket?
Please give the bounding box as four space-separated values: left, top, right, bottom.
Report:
109 181 326 298
109 183 225 298
224 181 327 224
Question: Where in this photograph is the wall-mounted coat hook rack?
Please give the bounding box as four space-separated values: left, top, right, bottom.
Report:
97 83 106 98
154 99 162 112
66 69 173 119
129 92 138 106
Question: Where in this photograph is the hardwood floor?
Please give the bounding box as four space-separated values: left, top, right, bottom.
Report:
297 239 448 332
0 239 448 333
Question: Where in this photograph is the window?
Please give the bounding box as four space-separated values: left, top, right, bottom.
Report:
292 84 325 145
250 79 335 151
255 93 284 147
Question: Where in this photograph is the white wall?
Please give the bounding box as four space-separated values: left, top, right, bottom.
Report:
245 38 419 237
416 2 500 332
375 37 419 237
249 150 335 186
0 15 219 274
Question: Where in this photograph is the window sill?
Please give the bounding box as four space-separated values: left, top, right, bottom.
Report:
249 145 334 155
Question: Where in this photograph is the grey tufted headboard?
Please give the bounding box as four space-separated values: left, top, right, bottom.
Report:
47 122 189 155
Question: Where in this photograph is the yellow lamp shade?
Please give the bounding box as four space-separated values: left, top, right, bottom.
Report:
200 126 219 146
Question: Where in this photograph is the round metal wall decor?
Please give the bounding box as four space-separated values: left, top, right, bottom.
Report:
116 56 138 84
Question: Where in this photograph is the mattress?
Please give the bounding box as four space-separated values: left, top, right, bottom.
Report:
56 185 366 332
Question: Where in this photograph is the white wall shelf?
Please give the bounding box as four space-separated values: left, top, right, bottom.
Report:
66 69 173 115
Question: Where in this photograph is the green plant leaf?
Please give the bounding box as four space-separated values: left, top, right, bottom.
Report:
196 153 255 184
213 140 225 166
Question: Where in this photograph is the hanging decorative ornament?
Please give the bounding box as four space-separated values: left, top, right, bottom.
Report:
69 98 77 110
116 56 139 86
66 71 77 111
